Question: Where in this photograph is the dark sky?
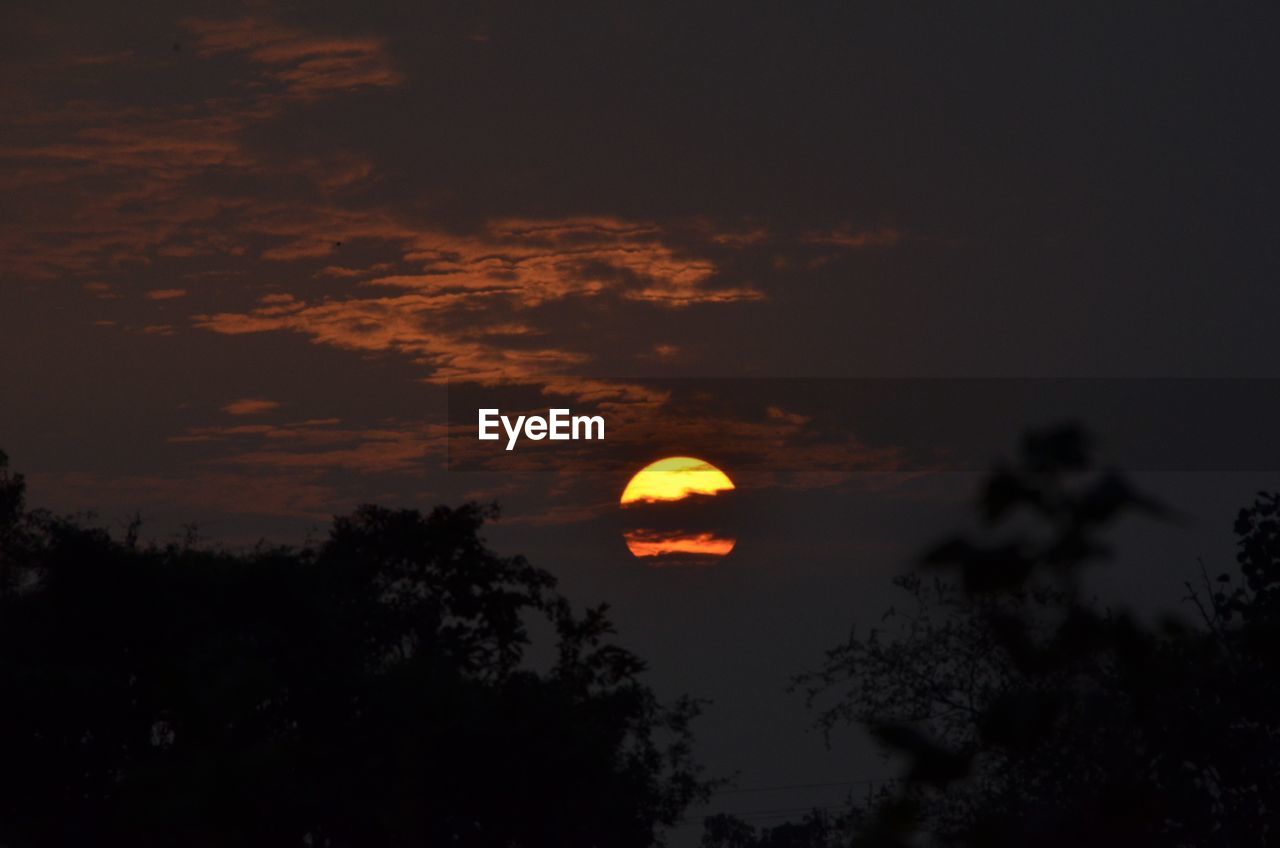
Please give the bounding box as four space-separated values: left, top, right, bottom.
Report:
3 1 1280 839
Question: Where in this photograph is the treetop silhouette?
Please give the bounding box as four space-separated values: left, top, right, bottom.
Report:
0 450 707 848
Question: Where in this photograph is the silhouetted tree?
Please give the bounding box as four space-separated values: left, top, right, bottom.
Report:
786 426 1280 847
700 809 857 848
0 451 708 847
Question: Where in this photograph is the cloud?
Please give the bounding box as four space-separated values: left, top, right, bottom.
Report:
180 17 404 98
319 263 394 278
236 213 760 309
766 406 811 426
373 216 760 308
192 213 771 395
197 291 594 388
223 398 281 416
652 344 680 360
0 14 402 283
83 282 121 299
171 417 441 475
803 225 904 249
0 7 928 528
0 108 258 279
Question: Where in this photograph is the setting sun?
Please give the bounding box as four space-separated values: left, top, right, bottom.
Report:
619 456 735 505
619 457 738 562
622 530 737 558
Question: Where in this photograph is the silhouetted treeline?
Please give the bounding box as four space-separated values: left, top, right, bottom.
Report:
0 451 707 847
706 427 1280 847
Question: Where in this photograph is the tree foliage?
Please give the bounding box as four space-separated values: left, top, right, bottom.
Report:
700 810 853 848
714 426 1280 847
0 451 707 847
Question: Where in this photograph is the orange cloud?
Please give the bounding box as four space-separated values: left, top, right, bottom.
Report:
0 9 936 531
223 398 280 416
652 344 680 360
239 214 758 309
196 291 592 389
188 212 769 403
181 17 404 98
766 406 811 426
83 282 121 299
0 14 401 283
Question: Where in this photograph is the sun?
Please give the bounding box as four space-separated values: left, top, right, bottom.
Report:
622 530 736 557
619 457 738 562
619 456 735 505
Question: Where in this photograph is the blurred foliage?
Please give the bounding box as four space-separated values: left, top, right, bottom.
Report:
711 425 1280 847
0 451 708 847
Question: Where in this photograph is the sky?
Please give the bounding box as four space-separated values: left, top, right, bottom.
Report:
3 1 1280 839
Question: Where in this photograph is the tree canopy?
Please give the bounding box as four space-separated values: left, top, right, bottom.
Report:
707 427 1280 847
0 450 706 848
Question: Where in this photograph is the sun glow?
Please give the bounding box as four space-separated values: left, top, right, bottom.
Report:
619 456 735 505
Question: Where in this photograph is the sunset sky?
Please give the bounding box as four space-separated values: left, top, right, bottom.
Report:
4 1 1280 836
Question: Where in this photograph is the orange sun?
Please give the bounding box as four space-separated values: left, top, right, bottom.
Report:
620 457 737 561
619 456 735 505
621 530 736 557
